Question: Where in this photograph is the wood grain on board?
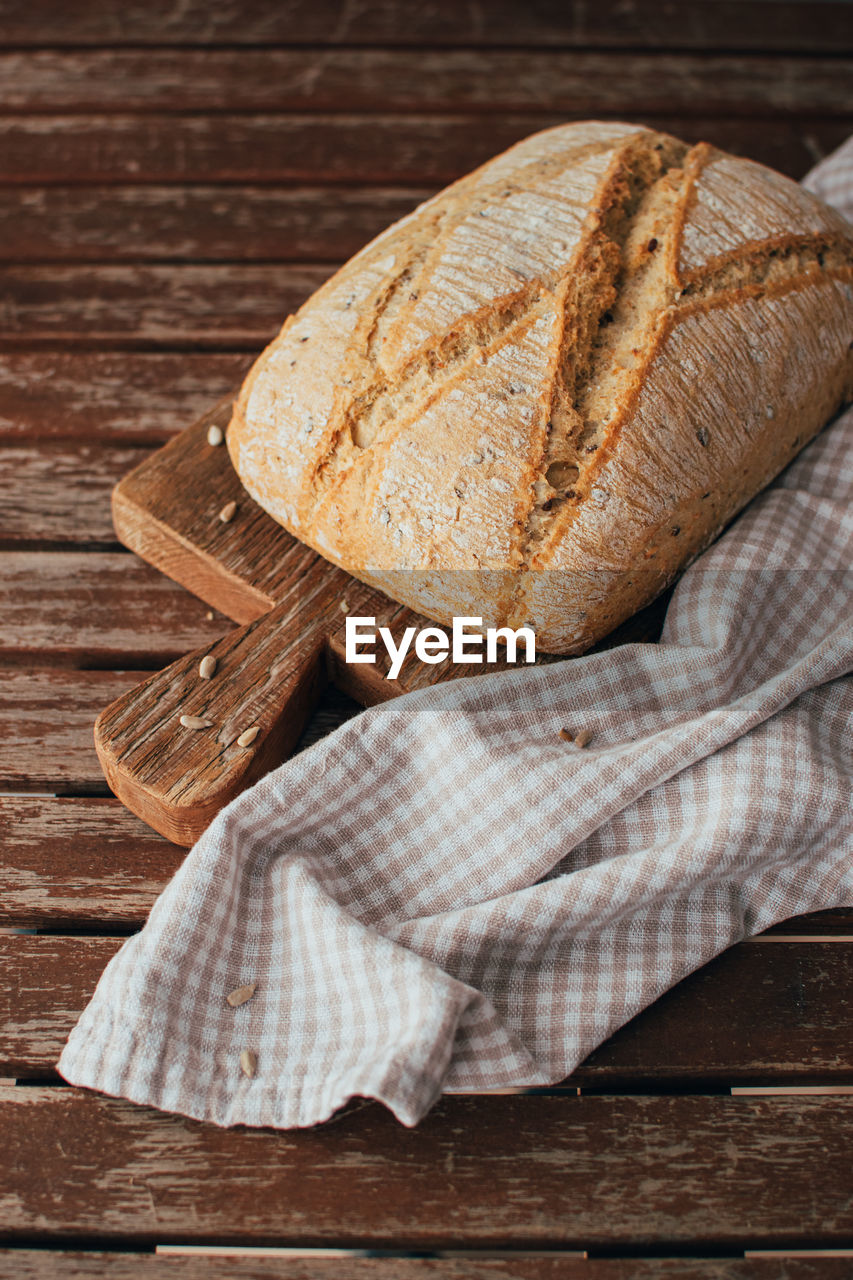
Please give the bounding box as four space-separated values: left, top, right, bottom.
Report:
3 1089 853 1247
93 583 342 844
0 187 428 265
0 1256 842 1280
1 0 850 51
3 50 851 116
0 670 150 793
0 264 327 350
0 551 226 661
0 798 184 929
0 352 253 442
0 1258 844 1280
4 934 852 1082
1 114 848 186
0 672 361 801
0 451 151 547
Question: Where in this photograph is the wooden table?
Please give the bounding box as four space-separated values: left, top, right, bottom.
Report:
2 2 853 1274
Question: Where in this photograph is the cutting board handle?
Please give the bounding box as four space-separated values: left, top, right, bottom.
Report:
94 590 344 846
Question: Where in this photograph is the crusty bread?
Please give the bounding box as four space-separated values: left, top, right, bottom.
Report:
227 121 853 653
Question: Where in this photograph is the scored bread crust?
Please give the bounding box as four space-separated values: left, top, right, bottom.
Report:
227 121 853 653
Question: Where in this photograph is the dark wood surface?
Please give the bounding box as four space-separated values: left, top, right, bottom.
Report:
2 2 852 1273
1 1260 851 1280
0 1 850 50
3 1090 853 1248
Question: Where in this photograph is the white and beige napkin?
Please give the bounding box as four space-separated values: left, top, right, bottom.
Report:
59 142 853 1129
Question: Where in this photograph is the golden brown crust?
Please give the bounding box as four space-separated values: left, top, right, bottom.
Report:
227 121 853 653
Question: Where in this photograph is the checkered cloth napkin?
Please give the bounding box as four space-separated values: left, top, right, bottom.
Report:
59 142 853 1129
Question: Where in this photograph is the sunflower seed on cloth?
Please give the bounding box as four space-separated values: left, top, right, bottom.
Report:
226 983 256 1009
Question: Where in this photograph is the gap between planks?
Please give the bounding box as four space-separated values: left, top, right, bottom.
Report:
2 1081 853 1098
156 1245 588 1258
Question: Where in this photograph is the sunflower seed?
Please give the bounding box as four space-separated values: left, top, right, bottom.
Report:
226 982 257 1009
237 725 260 748
198 654 217 680
207 424 224 446
574 729 592 748
558 728 573 742
340 599 350 613
219 499 237 523
239 1049 257 1079
179 714 212 730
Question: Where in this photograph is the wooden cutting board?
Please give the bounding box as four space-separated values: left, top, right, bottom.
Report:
96 395 666 845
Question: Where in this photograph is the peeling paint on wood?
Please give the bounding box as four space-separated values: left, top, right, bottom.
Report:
0 115 848 188
2 50 851 116
1 1089 852 1246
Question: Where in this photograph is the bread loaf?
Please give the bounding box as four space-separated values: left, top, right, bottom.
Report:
227 121 853 653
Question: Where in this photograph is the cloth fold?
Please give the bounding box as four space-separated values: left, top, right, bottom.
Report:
59 143 853 1129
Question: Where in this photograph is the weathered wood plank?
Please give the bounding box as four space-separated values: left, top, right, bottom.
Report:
91 579 350 845
3 1088 853 1246
2 795 849 933
3 49 852 115
0 670 146 793
0 353 250 442
0 1254 849 1280
0 445 150 546
0 798 183 928
0 0 849 52
0 114 848 186
0 673 360 800
4 936 852 1083
0 265 328 350
0 187 428 265
577 941 853 1085
0 553 226 665
0 113 563 185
